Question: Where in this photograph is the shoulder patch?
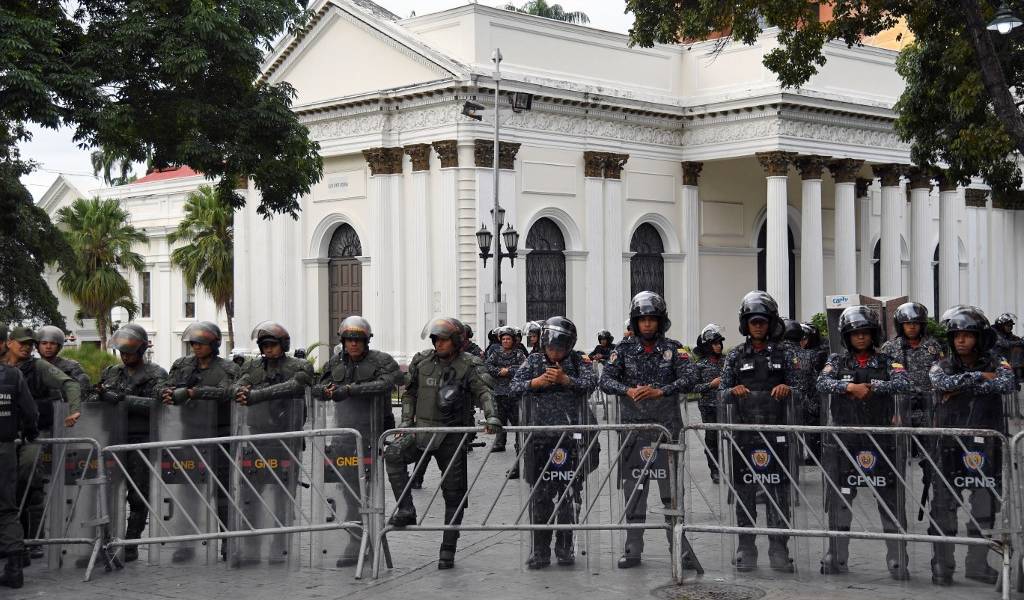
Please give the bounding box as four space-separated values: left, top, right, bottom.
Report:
891 362 906 372
609 352 617 364
663 349 674 361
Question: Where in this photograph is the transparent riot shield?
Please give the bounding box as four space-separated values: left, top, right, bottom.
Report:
718 389 798 576
820 389 912 580
228 389 305 568
148 395 218 565
50 397 123 568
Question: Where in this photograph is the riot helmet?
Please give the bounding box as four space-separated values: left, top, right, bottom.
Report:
893 302 929 338
838 305 882 351
250 321 291 352
421 317 464 348
940 304 972 327
944 306 997 353
695 323 725 354
540 316 577 352
183 321 222 354
338 316 372 342
799 323 822 349
629 291 671 338
782 319 803 343
508 326 523 342
737 290 784 339
36 325 66 347
488 328 500 345
110 324 150 356
995 312 1017 331
596 330 614 345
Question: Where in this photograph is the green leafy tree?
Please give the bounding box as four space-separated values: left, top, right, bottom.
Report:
90 149 136 186
56 197 145 350
625 1 1024 193
169 185 236 350
505 0 590 23
3 1 322 218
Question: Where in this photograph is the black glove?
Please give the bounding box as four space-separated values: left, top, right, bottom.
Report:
100 389 125 404
23 427 39 443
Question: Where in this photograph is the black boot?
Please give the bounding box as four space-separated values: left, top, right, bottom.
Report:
437 545 456 570
124 519 145 563
0 554 24 589
555 531 574 566
388 472 418 526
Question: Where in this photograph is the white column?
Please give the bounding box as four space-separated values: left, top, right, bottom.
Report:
856 179 873 294
302 257 330 366
938 178 959 311
756 152 794 317
990 205 1006 313
603 154 628 319
662 253 686 339
827 159 863 295
499 168 520 325
796 156 827 320
405 144 432 361
908 169 934 311
875 164 904 297
565 251 588 324
584 152 606 337
363 146 403 355
434 141 460 318
681 161 702 342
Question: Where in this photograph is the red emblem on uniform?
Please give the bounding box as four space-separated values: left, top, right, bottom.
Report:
551 447 568 466
856 450 876 471
640 446 656 463
751 449 770 469
963 451 986 472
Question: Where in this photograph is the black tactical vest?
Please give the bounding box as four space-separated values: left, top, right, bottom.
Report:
832 353 894 427
935 355 1004 431
0 366 22 441
19 359 55 431
734 345 787 392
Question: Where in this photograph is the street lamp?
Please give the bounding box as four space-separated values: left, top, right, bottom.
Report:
988 2 1023 34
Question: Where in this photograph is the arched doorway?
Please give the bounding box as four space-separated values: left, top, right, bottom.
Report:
328 224 362 346
756 222 796 319
872 241 881 297
525 217 566 321
630 223 665 297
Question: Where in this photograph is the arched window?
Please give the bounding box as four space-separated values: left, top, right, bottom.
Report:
629 223 665 297
328 224 363 346
756 222 796 319
525 218 567 321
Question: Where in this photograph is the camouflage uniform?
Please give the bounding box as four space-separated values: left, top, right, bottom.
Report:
46 356 91 398
719 341 799 564
510 350 596 561
993 329 1024 384
98 362 167 543
927 353 1015 582
485 348 527 450
880 336 944 426
599 337 694 557
692 355 724 477
816 351 911 575
589 344 613 362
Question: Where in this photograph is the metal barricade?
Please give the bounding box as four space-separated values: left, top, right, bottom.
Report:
677 422 1013 599
101 427 371 577
371 423 682 579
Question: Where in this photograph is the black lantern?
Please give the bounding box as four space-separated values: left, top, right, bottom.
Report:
502 224 519 266
491 206 506 230
476 223 493 265
988 2 1023 33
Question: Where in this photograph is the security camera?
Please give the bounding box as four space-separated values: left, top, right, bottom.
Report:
462 100 485 121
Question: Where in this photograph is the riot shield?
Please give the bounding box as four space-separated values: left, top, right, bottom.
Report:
148 395 218 565
49 398 123 568
228 390 305 567
719 389 798 573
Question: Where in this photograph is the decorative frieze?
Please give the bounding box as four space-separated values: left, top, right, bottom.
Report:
362 147 404 176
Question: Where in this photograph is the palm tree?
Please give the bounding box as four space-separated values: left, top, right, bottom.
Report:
90 149 136 186
168 185 236 350
56 197 146 350
504 0 589 24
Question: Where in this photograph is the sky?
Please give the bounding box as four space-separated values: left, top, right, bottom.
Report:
18 1 633 200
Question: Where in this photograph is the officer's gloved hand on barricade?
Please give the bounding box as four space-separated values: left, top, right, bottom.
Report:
245 387 272 405
230 384 251 405
22 427 39 443
483 416 502 435
170 387 190 405
97 385 125 405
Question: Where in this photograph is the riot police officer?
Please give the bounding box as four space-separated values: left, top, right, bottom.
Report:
457 321 484 358
797 323 828 463
693 324 726 484
312 316 401 567
880 302 944 428
0 327 37 589
384 317 499 570
511 317 597 569
588 331 615 362
2 325 83 561
158 321 237 562
97 324 167 562
486 327 527 458
525 321 542 354
484 328 502 360
719 291 798 572
816 306 912 579
992 313 1023 383
600 291 696 569
231 321 313 566
36 326 91 396
927 306 1015 586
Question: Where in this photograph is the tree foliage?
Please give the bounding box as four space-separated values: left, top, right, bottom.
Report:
169 185 236 349
505 0 590 24
56 197 146 350
2 0 323 218
625 0 1024 192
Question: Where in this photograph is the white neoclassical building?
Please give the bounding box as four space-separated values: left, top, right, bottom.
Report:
40 0 1024 365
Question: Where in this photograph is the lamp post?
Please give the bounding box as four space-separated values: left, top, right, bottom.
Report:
988 2 1023 33
475 48 524 332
